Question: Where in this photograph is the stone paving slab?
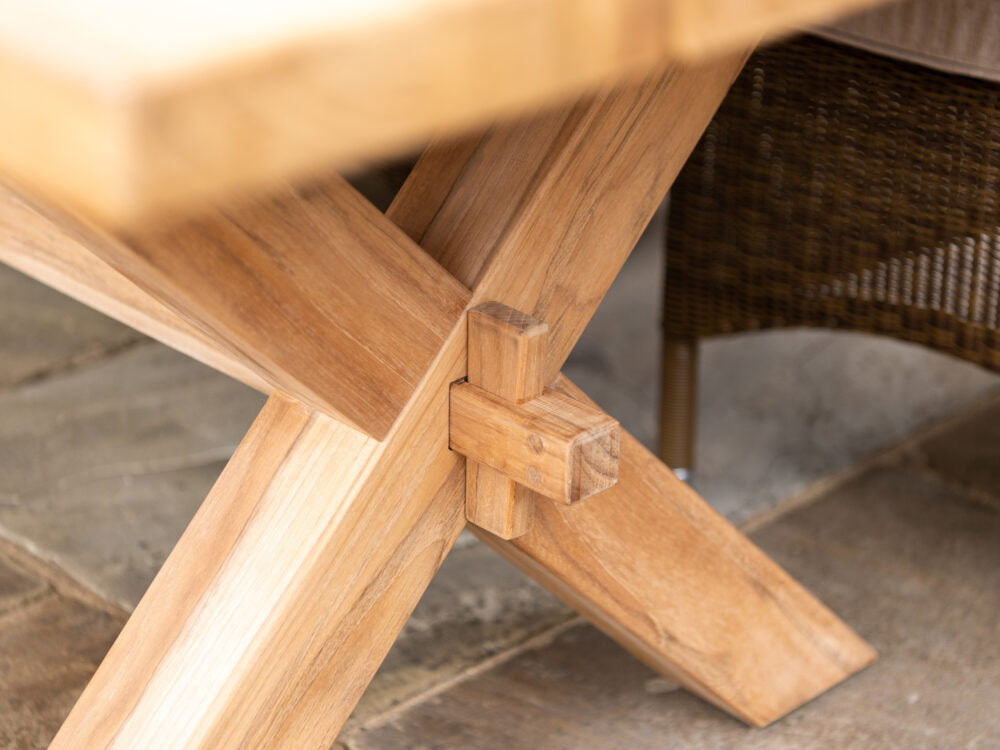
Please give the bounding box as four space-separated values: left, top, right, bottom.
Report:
913 397 1000 507
349 533 571 726
343 467 1000 749
0 343 264 607
0 266 139 391
0 567 123 750
693 331 999 524
0 554 45 615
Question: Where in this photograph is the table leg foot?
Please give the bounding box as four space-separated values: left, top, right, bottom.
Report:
475 376 876 727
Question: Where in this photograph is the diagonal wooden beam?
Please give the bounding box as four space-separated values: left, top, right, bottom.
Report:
50 389 469 749
48 56 763 749
7 173 468 440
392 50 875 726
390 65 709 374
475 377 876 726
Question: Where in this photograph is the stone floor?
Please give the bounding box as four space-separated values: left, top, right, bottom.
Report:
1 200 999 747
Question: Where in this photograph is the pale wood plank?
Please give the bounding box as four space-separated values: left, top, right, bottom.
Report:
474 377 877 727
5 174 468 439
465 461 535 540
0 0 889 225
451 383 619 504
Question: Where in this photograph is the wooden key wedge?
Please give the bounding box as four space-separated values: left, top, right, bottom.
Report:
452 302 620 538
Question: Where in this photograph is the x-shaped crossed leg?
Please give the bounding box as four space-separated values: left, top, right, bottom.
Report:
1 50 873 750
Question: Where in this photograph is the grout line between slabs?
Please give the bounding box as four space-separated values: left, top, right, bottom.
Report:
343 615 584 740
902 462 1000 510
0 334 148 396
0 531 129 621
739 388 1000 535
0 583 54 620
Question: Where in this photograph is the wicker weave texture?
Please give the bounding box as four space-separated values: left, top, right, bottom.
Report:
665 35 1000 371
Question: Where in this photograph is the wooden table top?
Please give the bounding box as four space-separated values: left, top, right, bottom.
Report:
0 0 884 226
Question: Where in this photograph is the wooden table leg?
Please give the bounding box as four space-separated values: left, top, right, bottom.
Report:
2 49 876 748
391 54 874 727
477 378 876 727
50 388 468 749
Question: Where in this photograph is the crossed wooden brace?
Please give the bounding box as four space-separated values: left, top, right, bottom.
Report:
0 50 874 749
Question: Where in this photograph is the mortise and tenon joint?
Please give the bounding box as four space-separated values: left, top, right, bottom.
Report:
450 301 620 539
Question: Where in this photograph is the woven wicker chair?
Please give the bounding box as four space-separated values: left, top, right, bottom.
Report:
660 30 1000 476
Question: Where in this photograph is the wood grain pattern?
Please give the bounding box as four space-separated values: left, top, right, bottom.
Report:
393 52 875 726
391 52 751 380
51 362 470 748
11 174 468 439
465 461 534 540
465 301 549 538
473 376 877 727
468 302 548 404
0 0 888 226
451 382 619 504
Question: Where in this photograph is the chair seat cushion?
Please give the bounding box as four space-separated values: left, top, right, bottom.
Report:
813 0 1000 82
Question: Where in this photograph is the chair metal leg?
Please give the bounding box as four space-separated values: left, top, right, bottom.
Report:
659 335 698 481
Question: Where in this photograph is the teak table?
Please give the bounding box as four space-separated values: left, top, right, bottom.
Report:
0 1 886 747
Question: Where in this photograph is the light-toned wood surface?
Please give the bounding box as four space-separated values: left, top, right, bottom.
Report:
12 174 468 440
395 51 875 726
465 301 549 538
390 52 753 379
465 461 535 540
451 382 619 504
50 376 470 748
468 302 548 404
51 60 760 748
475 376 877 727
0 0 889 225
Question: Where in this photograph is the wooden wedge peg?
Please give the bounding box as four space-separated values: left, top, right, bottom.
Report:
463 302 548 539
468 302 548 403
458 303 619 539
466 462 535 540
451 383 620 504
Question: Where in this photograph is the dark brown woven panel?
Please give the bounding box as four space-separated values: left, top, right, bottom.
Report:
665 35 1000 371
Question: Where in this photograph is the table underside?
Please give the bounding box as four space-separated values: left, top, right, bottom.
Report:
0 0 887 226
